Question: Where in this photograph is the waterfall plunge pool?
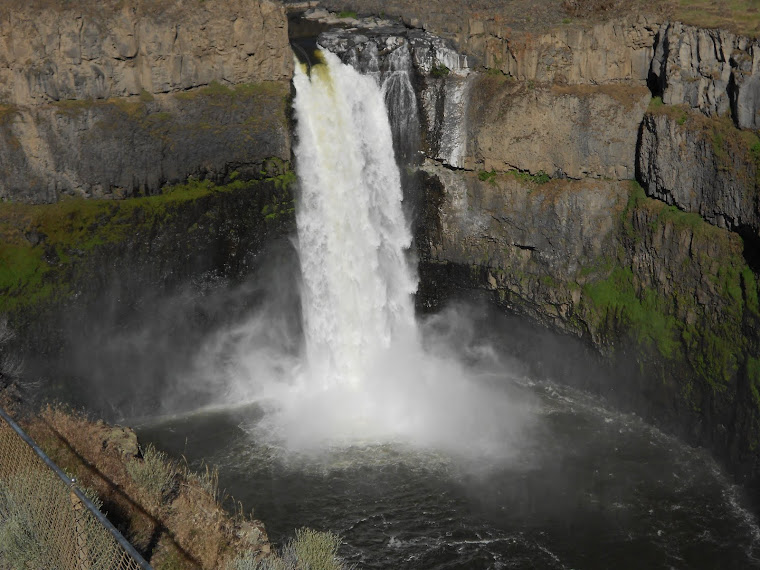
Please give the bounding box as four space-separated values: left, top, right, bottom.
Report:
135 333 760 569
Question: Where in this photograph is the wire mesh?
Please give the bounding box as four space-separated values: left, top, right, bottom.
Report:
0 411 151 570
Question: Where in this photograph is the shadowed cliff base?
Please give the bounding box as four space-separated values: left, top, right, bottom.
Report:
415 164 760 509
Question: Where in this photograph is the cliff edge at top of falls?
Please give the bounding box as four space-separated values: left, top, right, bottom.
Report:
312 0 760 130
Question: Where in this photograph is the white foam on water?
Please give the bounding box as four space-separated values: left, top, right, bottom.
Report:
234 50 532 459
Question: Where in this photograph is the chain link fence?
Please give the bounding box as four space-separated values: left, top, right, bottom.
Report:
0 407 152 570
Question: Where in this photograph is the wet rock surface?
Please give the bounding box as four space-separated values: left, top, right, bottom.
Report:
416 160 760 506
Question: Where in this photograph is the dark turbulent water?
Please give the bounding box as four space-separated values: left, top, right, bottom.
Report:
138 374 760 570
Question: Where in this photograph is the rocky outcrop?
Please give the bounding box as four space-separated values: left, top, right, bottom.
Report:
0 0 293 203
466 77 651 179
650 21 760 129
318 21 651 179
317 18 469 76
638 107 760 236
419 160 627 326
417 161 760 498
0 83 290 203
318 24 471 166
0 0 292 105
314 0 659 84
468 17 658 85
317 13 760 502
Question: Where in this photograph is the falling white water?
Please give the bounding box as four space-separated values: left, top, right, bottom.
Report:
293 50 419 389
434 76 473 168
192 49 532 458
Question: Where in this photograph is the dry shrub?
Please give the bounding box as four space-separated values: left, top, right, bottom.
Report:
0 474 54 569
126 444 179 510
227 528 350 570
0 470 123 570
288 528 345 570
183 460 220 503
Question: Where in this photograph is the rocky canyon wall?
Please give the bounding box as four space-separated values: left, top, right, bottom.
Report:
310 8 760 502
0 0 298 376
0 0 293 203
3 0 760 507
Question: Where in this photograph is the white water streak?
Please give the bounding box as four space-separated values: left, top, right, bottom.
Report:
192 51 530 456
293 50 418 389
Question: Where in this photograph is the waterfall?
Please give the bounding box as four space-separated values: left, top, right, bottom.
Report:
216 47 528 456
293 50 418 390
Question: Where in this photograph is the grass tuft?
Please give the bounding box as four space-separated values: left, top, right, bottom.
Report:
0 475 53 568
477 169 497 184
126 444 178 509
226 528 349 570
512 170 551 184
431 63 450 78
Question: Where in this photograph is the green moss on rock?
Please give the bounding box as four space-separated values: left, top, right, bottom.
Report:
582 266 681 360
580 182 750 392
0 168 297 314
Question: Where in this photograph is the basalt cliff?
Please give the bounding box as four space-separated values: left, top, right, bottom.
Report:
310 5 760 507
3 0 760 522
0 0 292 202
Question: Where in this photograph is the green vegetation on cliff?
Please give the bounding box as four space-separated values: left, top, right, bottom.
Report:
46 80 290 143
581 182 752 394
582 265 681 360
0 169 297 314
648 97 760 184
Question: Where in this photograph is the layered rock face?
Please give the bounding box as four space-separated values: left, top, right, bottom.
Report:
468 16 658 84
650 22 760 129
418 162 627 327
0 0 293 203
0 83 290 203
0 0 292 105
316 19 652 180
318 24 470 166
308 7 760 500
315 0 658 83
466 79 650 179
638 108 760 236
